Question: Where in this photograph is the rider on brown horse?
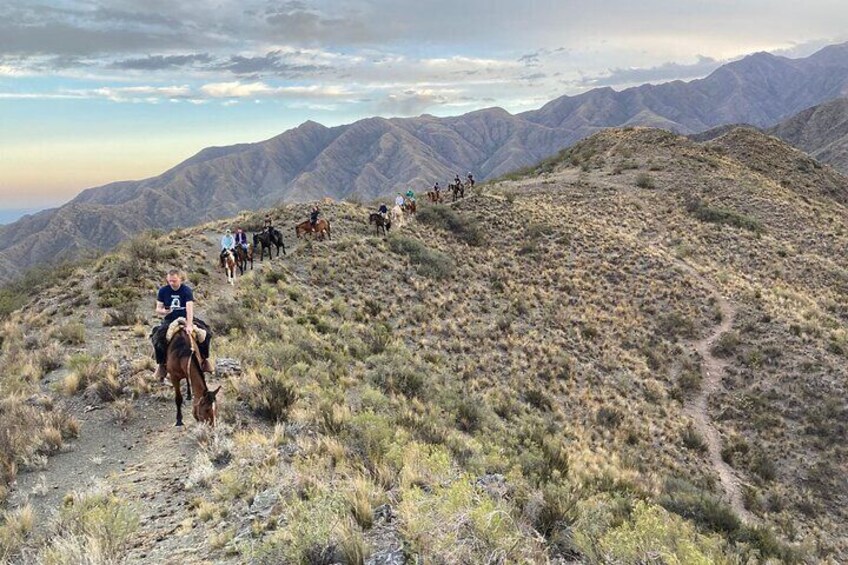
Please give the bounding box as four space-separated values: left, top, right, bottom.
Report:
234 227 248 252
150 269 213 382
310 206 320 228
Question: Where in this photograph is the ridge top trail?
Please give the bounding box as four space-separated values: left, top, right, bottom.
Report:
674 259 756 525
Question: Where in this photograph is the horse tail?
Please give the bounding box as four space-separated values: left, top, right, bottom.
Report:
326 220 331 240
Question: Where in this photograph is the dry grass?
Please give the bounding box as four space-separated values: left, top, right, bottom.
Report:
3 127 847 561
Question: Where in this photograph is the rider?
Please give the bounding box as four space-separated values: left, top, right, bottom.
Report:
150 269 214 382
234 227 248 252
220 228 235 267
454 174 461 186
378 202 388 218
467 172 475 187
405 188 415 202
395 193 405 208
433 182 441 198
263 215 273 233
309 205 320 228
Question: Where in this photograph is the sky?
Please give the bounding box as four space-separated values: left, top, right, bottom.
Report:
0 1 846 210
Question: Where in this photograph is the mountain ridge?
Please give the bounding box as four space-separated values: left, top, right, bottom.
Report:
4 41 848 280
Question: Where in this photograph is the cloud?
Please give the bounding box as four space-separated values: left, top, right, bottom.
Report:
111 53 213 70
374 89 459 116
217 51 325 77
578 55 724 87
199 80 351 99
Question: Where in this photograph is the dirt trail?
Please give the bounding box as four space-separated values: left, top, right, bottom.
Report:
673 259 755 524
9 230 259 563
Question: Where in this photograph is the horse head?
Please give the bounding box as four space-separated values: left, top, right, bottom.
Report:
194 385 221 426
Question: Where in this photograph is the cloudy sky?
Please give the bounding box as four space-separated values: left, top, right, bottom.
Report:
0 1 846 209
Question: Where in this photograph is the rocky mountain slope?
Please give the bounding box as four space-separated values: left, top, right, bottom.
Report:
768 96 848 174
3 43 848 281
0 126 846 563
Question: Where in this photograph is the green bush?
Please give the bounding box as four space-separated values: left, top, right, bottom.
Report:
247 371 299 422
388 235 454 280
417 206 484 246
686 199 763 233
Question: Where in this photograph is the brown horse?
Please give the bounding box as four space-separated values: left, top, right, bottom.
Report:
426 190 443 203
165 326 219 427
450 182 465 201
295 218 331 240
369 213 391 236
235 244 253 274
403 200 417 215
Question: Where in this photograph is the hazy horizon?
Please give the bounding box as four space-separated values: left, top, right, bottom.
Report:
1 1 846 208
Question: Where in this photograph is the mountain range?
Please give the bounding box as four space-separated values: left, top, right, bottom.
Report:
3 42 848 280
768 96 848 173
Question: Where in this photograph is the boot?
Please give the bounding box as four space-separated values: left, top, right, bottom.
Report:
154 363 167 383
200 358 213 374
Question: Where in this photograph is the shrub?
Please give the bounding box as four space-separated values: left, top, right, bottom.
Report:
635 173 655 189
681 423 707 452
417 206 484 246
102 303 140 327
388 235 455 280
591 500 727 564
53 323 85 345
247 371 299 422
711 332 740 358
38 483 138 564
659 478 740 536
686 199 763 233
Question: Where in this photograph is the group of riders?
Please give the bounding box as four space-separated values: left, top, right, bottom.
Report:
376 172 475 220
154 172 475 388
217 206 323 267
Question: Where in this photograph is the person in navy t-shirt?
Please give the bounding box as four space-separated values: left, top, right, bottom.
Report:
150 269 213 382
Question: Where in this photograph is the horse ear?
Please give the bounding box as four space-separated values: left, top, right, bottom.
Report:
211 385 221 396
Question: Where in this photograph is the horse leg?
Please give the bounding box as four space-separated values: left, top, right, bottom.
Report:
174 378 184 426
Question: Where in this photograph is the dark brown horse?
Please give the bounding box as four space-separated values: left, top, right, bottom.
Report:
450 182 464 201
369 213 391 236
235 244 253 274
403 200 417 214
165 327 220 427
295 218 331 240
253 229 285 261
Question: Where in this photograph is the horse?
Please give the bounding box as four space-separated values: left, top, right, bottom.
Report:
390 205 404 228
165 324 220 427
253 229 285 261
450 182 465 202
222 249 236 285
427 190 443 203
235 244 253 274
369 213 391 236
403 200 417 215
295 218 331 240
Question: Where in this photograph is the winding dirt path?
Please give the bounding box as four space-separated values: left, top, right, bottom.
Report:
674 259 755 524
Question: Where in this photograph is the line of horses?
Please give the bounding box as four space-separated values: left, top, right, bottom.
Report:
426 180 472 203
219 220 333 281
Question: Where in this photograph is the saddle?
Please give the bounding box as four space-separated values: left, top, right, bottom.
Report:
165 317 207 344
